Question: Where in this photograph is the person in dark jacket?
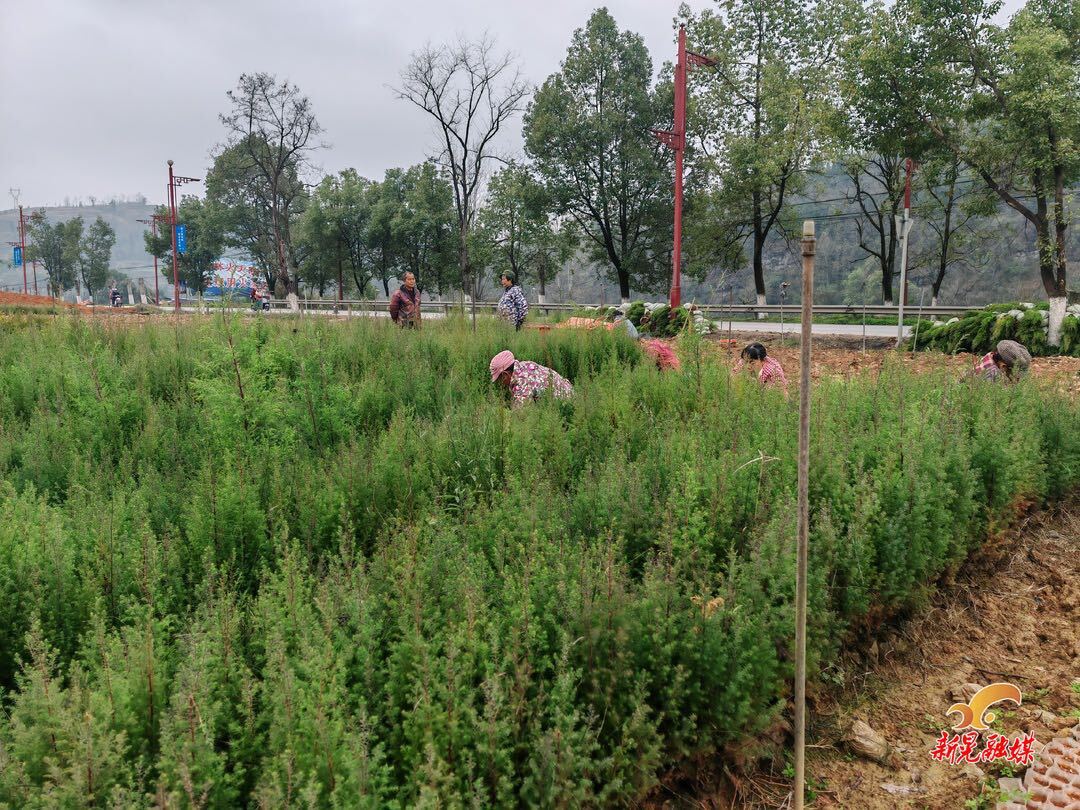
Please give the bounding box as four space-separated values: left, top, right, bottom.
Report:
496 271 528 330
389 272 421 328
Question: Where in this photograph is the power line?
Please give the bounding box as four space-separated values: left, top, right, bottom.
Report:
784 177 982 210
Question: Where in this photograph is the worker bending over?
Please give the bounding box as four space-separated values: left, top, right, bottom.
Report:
489 350 573 407
735 343 788 391
975 339 1031 382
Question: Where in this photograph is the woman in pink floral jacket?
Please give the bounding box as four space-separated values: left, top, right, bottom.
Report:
489 350 573 407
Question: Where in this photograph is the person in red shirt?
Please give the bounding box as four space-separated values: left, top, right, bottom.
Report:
974 340 1030 382
735 343 788 391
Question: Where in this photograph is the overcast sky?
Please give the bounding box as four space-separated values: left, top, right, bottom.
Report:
0 0 710 208
1 0 1026 209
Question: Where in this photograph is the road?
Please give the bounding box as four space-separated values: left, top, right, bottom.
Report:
170 304 912 337
714 320 911 338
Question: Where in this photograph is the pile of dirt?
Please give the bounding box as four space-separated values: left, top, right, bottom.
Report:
0 291 78 309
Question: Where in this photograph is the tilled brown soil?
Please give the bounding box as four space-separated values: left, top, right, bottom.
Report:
704 333 1080 397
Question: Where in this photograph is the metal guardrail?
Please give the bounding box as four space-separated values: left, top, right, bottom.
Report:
0 292 984 321
255 298 978 319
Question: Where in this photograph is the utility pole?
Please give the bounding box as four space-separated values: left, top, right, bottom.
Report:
166 160 200 312
9 190 27 295
168 162 179 312
653 25 716 309
895 158 914 347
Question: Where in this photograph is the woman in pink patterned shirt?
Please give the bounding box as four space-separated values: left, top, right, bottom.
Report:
489 350 573 407
735 343 788 392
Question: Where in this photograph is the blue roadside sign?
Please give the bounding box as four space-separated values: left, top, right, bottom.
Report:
13 246 22 267
176 224 187 254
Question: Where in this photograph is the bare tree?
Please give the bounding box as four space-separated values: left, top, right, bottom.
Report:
397 35 528 324
220 73 322 298
916 154 997 306
844 153 904 305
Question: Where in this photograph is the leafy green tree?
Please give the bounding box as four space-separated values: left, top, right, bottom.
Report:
25 213 82 297
392 161 458 297
206 139 309 296
76 217 115 302
833 0 920 305
477 162 576 303
525 8 672 302
144 198 226 295
850 0 1079 298
842 154 907 305
684 0 839 306
367 171 405 297
841 258 880 306
298 170 378 298
914 153 999 305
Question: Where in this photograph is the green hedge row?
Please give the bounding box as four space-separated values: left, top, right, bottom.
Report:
0 314 1077 807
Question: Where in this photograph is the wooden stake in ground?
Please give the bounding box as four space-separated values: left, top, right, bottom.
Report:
794 219 815 810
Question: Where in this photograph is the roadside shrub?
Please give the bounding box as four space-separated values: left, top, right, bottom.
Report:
913 302 1073 357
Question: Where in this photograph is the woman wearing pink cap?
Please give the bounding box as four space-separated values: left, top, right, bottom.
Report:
489 350 573 407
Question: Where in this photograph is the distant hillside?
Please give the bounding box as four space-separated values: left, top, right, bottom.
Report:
0 201 160 293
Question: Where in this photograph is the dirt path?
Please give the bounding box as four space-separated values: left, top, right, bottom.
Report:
780 499 1080 809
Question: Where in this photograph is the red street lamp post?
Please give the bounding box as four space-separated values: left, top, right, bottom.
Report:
166 159 200 312
653 25 716 309
136 213 170 305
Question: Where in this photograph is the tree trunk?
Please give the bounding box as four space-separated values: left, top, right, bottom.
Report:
1052 177 1068 298
752 233 766 318
1036 217 1060 298
931 263 946 305
1048 127 1068 297
1048 296 1066 346
932 195 953 307
616 266 630 302
882 228 897 306
270 200 291 294
881 270 893 307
